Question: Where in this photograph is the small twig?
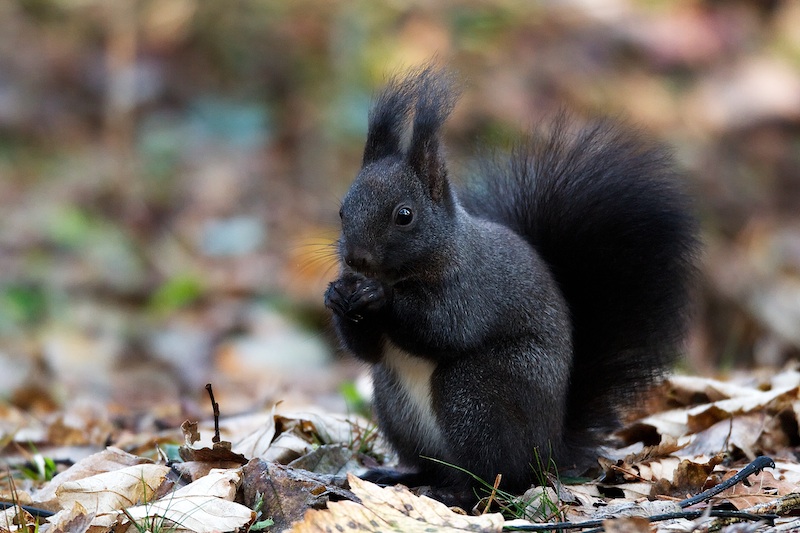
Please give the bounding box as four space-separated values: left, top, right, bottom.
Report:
503 510 777 531
205 383 221 444
608 464 648 483
483 474 502 514
678 455 776 508
504 456 777 532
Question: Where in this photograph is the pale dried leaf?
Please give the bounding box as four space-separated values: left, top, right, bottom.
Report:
56 464 170 514
518 486 560 521
234 408 367 462
289 474 504 532
36 446 154 504
232 421 276 458
0 505 34 532
123 468 253 533
665 375 763 405
772 461 800 485
678 414 765 458
47 501 94 533
607 483 655 500
281 410 368 446
625 457 682 483
260 432 313 463
624 386 800 441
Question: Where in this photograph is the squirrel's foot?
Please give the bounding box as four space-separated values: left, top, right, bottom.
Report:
324 274 389 321
361 467 429 487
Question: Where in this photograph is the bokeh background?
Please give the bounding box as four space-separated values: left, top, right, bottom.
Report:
1 0 800 427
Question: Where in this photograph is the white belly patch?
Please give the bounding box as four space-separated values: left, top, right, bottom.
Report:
382 342 445 450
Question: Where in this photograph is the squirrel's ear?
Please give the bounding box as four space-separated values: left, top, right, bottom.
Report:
407 67 458 202
362 75 416 165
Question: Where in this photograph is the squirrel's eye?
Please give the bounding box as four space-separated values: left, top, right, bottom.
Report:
395 206 413 226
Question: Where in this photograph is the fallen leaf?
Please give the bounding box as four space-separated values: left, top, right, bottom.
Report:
54 463 170 528
603 515 652 533
35 446 155 504
47 501 94 533
714 470 798 510
0 505 35 533
288 473 504 532
620 386 800 442
179 440 248 466
288 444 362 476
123 468 254 533
181 420 201 445
664 375 764 406
678 413 765 458
234 408 368 463
241 459 355 532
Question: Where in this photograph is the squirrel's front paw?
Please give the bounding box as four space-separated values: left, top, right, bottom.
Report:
324 275 388 321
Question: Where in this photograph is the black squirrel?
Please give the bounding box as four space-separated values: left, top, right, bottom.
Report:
324 67 698 502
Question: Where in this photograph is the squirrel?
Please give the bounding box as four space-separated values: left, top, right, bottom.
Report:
324 66 698 504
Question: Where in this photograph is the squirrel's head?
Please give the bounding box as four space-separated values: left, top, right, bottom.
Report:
337 67 459 285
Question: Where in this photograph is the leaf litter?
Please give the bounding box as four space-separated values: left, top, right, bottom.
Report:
2 367 800 531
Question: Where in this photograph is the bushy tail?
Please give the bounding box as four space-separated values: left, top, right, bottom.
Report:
460 117 699 469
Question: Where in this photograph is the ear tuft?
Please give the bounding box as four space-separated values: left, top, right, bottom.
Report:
362 73 418 165
406 66 459 201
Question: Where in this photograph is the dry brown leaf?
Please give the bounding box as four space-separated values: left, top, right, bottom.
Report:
179 441 248 466
171 460 233 482
714 470 798 510
665 457 723 500
289 473 504 532
123 468 254 533
241 459 355 531
686 387 800 434
602 515 652 533
288 443 362 476
181 420 201 445
621 386 800 443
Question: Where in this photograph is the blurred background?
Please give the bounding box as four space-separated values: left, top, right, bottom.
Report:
1 0 799 429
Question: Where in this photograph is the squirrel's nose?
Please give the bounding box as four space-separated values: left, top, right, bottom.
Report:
344 246 376 272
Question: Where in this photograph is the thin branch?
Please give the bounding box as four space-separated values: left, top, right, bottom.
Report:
205 383 221 444
678 455 776 508
503 456 777 532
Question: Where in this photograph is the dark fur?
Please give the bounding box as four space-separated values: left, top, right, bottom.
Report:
324 67 698 503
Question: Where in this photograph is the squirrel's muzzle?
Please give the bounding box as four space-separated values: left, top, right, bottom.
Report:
344 245 377 274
